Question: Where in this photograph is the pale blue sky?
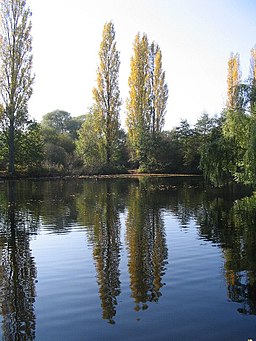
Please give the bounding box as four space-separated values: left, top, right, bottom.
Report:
27 0 256 129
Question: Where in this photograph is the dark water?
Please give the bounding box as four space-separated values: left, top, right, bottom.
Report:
0 177 256 340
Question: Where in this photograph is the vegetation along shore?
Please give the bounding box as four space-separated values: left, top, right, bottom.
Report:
0 0 255 188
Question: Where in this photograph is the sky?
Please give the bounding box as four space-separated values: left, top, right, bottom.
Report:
27 0 256 129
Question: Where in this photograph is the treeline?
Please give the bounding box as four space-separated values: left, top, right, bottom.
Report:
0 108 216 176
1 0 256 187
0 8 200 178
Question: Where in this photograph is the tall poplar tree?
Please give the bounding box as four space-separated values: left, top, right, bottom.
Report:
126 33 151 165
149 42 168 136
227 52 241 109
250 47 256 81
224 52 245 155
126 34 168 169
92 21 121 167
249 46 256 113
0 0 34 175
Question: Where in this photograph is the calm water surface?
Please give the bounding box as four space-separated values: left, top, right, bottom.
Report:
0 177 255 340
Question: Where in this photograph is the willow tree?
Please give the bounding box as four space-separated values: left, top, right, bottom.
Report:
92 21 121 167
0 0 34 175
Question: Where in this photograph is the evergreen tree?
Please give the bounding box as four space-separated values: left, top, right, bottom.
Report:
0 0 34 175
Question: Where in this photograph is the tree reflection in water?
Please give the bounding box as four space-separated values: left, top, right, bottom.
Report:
76 178 256 318
224 195 256 315
194 189 256 315
125 181 168 311
76 180 124 324
0 177 256 332
0 181 38 340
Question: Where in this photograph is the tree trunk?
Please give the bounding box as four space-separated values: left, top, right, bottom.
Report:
8 118 15 176
106 111 111 167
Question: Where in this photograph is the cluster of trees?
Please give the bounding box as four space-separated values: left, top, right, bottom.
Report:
0 0 211 177
1 0 256 187
200 48 256 186
76 23 169 173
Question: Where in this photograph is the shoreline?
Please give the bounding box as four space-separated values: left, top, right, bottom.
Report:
0 173 203 182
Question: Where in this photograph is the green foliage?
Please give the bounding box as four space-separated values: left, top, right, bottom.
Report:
66 115 86 139
41 110 83 173
176 119 194 166
126 33 168 171
200 120 235 187
200 46 256 187
227 52 241 109
76 111 128 174
175 119 201 173
114 128 130 169
76 112 106 174
15 122 45 170
200 110 256 187
0 0 34 174
75 22 124 174
41 110 71 133
0 132 8 168
92 21 121 166
149 42 169 134
238 116 256 185
159 130 184 172
194 111 217 145
1 18 255 181
0 121 44 172
41 110 85 139
44 144 67 167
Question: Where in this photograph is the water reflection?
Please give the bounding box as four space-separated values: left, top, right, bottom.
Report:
224 195 256 315
194 189 256 315
76 181 124 324
126 182 168 311
37 180 82 233
0 182 38 340
76 178 169 318
0 177 256 335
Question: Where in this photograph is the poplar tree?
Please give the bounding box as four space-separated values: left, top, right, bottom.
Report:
0 0 34 175
126 33 151 165
224 52 245 151
126 34 168 169
227 52 241 109
149 43 168 136
92 21 121 167
249 46 256 113
250 47 256 81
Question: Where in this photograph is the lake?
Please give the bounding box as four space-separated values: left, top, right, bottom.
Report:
0 176 255 340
